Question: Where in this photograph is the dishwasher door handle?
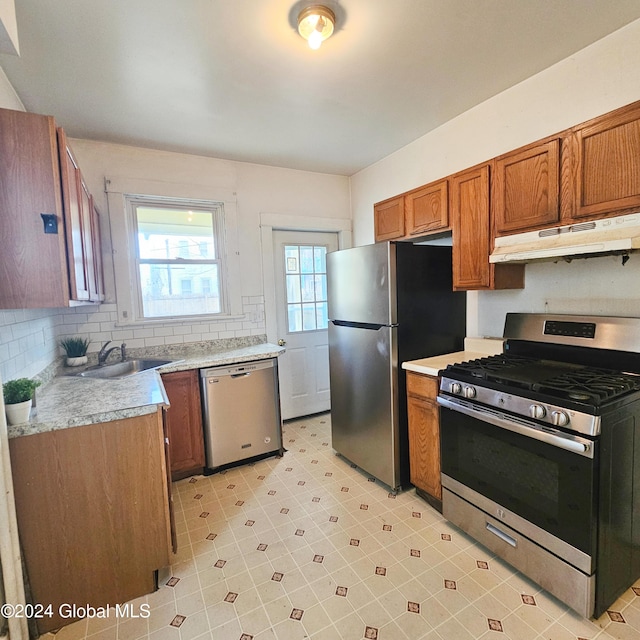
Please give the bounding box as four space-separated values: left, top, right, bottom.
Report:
230 372 252 379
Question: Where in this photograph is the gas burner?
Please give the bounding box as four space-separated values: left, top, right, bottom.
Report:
444 354 640 409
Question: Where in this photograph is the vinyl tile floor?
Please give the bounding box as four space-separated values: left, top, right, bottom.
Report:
47 413 640 640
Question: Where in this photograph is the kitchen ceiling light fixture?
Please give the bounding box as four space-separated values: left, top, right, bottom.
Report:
297 5 335 50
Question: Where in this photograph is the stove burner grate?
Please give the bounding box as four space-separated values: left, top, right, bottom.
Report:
445 354 640 407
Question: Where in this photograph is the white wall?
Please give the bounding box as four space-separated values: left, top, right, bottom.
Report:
12 141 351 364
0 64 351 380
351 19 640 337
0 64 21 110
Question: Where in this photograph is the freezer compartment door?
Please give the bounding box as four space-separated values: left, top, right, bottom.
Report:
328 321 400 490
327 242 394 325
200 360 282 468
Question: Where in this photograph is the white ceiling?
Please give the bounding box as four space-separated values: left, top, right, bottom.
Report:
2 1 640 176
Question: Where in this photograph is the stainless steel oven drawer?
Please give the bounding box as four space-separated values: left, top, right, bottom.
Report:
443 487 595 618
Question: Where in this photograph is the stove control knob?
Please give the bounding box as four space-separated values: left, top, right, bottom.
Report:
463 386 476 399
551 410 570 427
450 382 462 395
529 404 547 419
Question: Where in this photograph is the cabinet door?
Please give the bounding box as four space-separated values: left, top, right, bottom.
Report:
406 179 449 236
0 109 69 308
493 139 560 234
406 373 441 501
9 412 171 634
374 195 405 241
90 201 106 302
451 164 524 291
572 103 640 219
79 177 98 301
451 165 492 289
58 133 90 301
162 370 205 480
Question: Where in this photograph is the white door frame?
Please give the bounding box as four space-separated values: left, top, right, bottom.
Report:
260 214 352 347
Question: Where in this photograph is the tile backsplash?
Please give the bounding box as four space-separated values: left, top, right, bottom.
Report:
0 297 266 383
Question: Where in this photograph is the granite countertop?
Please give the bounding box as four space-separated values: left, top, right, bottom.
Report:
402 337 504 377
9 342 284 439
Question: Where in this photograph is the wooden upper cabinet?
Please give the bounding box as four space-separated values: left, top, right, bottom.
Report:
0 109 104 309
91 202 106 302
571 102 640 220
162 369 205 481
374 195 405 241
58 128 105 303
451 163 524 291
0 109 70 308
406 179 449 236
451 164 492 289
58 128 91 301
493 138 560 234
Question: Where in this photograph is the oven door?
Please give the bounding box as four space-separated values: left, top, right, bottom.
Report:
438 395 598 561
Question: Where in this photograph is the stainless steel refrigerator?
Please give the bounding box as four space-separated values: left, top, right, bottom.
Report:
327 242 466 491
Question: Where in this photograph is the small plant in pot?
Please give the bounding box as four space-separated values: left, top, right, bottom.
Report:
3 377 41 425
60 337 91 367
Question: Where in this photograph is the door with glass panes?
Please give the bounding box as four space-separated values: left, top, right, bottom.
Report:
273 230 339 419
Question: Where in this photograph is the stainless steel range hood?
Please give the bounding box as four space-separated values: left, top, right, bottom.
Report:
490 213 640 263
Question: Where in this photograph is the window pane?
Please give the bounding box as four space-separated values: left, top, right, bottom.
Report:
302 303 316 331
136 207 216 260
314 274 327 301
286 275 301 303
285 246 299 273
288 305 302 332
300 246 314 274
316 302 328 329
300 275 316 302
314 246 327 273
139 263 220 318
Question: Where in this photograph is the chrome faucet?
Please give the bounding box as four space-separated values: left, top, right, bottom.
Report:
98 341 127 366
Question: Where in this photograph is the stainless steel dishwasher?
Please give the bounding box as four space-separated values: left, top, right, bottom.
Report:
200 358 283 470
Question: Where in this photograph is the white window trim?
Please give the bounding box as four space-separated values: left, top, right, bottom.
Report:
106 176 242 326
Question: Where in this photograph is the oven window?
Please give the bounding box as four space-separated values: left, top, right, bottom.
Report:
440 408 597 556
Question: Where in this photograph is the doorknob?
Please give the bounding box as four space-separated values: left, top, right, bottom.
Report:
278 339 287 346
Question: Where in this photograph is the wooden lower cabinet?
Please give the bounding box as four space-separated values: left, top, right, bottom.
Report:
406 371 442 510
9 411 172 634
162 369 206 480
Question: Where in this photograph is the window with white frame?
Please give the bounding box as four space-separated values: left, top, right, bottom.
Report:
127 196 227 320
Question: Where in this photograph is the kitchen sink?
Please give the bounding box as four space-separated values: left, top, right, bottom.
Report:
74 358 176 379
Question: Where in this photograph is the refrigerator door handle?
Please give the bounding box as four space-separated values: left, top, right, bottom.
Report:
330 319 396 330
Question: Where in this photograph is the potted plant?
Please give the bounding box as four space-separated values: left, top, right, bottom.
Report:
60 336 91 367
3 377 41 425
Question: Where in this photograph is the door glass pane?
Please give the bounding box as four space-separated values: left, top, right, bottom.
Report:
316 302 328 329
314 246 326 272
285 246 299 273
302 303 316 331
300 246 314 273
286 275 301 303
301 275 316 302
288 305 302 332
285 244 330 333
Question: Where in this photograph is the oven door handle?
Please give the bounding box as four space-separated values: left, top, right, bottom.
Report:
437 396 594 459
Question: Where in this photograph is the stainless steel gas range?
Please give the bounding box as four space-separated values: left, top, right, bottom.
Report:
437 313 640 619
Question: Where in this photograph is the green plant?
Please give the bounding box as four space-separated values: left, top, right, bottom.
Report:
59 336 90 357
3 378 41 405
